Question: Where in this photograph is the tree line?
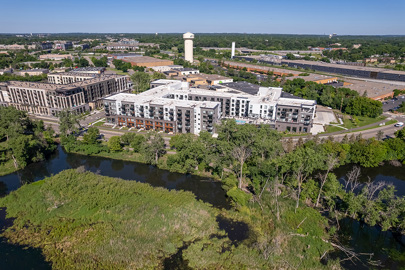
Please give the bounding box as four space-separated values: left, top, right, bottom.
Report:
165 120 405 233
0 107 56 173
60 111 405 234
283 78 383 117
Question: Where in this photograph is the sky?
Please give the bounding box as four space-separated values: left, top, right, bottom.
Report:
0 0 404 35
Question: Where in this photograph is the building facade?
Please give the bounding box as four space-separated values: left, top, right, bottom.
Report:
0 75 131 116
104 80 317 134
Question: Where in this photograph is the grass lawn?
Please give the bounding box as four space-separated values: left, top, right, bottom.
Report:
324 125 346 133
92 120 105 127
347 119 398 133
0 160 18 177
341 115 386 129
282 133 307 137
106 67 129 76
385 119 398 125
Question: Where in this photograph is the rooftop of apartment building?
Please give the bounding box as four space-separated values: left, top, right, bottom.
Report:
104 92 220 110
220 81 261 95
71 67 106 73
49 72 99 77
7 74 127 92
119 80 316 108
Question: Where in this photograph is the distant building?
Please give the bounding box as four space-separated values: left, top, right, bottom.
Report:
39 54 72 61
183 32 194 63
17 69 49 76
0 68 13 75
109 53 142 60
107 43 139 51
73 44 90 50
39 42 53 50
122 56 173 68
54 42 73 51
176 68 199 76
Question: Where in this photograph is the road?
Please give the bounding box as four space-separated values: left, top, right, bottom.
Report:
31 110 405 144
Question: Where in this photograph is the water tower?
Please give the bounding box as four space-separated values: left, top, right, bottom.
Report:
183 32 194 63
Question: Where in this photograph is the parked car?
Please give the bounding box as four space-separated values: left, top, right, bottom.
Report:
395 122 404 127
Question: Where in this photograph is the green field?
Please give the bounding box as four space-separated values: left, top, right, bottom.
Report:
0 160 17 177
0 169 335 269
341 115 386 129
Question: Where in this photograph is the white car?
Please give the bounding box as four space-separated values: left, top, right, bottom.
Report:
395 122 404 127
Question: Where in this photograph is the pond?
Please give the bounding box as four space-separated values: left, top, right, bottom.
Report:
1 147 405 269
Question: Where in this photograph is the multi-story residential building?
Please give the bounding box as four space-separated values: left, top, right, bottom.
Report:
39 42 53 50
104 93 220 134
0 75 131 116
54 42 73 51
48 72 98 84
71 67 105 74
104 80 317 134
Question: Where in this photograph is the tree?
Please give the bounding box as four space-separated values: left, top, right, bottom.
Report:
395 127 405 140
108 136 122 152
232 145 251 189
8 135 31 168
151 72 166 80
0 106 29 141
394 101 405 113
377 130 384 141
58 110 81 137
83 127 100 145
74 57 90 68
131 72 151 94
315 154 339 207
141 132 165 165
289 147 323 211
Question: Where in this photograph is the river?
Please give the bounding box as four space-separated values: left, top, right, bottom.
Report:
0 146 404 269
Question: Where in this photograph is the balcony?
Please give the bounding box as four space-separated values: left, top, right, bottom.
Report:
177 125 182 129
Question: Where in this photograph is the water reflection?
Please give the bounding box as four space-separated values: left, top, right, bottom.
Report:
333 163 405 196
0 145 230 209
331 218 405 270
0 208 51 270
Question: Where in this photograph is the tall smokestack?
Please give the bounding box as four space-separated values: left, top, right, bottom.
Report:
231 42 235 59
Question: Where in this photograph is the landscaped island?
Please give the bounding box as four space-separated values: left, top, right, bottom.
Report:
0 169 336 269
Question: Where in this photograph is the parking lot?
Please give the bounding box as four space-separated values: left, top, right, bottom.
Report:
383 96 405 112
